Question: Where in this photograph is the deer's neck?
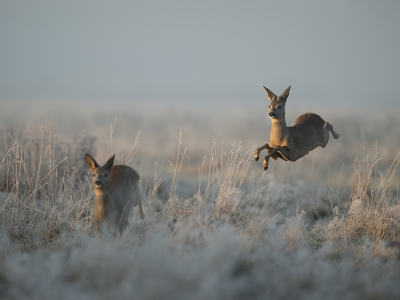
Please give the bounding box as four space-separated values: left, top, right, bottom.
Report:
94 189 110 208
270 118 290 144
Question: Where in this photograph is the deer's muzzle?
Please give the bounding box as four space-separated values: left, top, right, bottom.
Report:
94 180 104 189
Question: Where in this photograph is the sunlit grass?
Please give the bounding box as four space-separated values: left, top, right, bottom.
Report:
0 112 400 298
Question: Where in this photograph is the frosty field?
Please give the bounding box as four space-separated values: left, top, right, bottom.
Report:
0 102 400 299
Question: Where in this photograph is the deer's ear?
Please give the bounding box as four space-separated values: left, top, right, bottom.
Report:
85 154 99 171
263 86 276 101
279 86 291 101
104 154 115 170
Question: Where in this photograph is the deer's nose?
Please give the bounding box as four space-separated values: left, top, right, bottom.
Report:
95 180 103 187
269 112 276 118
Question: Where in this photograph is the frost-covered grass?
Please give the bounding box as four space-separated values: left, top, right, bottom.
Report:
1 111 400 299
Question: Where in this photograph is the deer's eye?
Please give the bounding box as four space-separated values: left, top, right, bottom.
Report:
277 105 282 109
104 174 108 177
268 105 271 108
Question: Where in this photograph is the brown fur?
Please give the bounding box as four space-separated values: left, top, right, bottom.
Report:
85 154 144 236
254 86 340 170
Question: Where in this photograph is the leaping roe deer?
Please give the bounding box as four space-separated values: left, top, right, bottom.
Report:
254 86 340 170
85 154 144 236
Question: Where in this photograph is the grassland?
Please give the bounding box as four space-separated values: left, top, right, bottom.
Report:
0 101 400 299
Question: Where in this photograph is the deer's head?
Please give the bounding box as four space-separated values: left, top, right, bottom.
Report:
85 154 115 191
264 86 291 122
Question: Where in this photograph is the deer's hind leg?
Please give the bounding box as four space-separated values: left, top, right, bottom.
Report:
329 123 340 139
116 214 130 237
320 123 330 148
254 143 274 161
320 122 339 148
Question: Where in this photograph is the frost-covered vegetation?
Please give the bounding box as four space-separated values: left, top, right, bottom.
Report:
0 104 400 299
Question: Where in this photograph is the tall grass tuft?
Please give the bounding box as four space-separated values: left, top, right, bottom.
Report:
0 125 95 249
1 121 400 299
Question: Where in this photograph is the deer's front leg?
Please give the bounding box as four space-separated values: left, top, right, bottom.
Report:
254 143 274 161
263 146 292 170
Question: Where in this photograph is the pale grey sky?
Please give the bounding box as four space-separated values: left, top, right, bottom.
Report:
1 0 399 108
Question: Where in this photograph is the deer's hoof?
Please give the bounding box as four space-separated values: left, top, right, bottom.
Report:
263 159 268 171
254 150 259 161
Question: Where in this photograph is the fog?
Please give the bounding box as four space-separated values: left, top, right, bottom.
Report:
1 0 400 108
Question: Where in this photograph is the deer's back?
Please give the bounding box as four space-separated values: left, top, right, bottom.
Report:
110 165 139 187
109 165 141 209
288 113 326 160
294 113 325 127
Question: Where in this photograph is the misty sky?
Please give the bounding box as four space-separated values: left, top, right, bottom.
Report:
1 0 399 108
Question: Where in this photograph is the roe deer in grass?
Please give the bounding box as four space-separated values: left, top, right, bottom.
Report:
254 86 340 170
85 154 144 236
